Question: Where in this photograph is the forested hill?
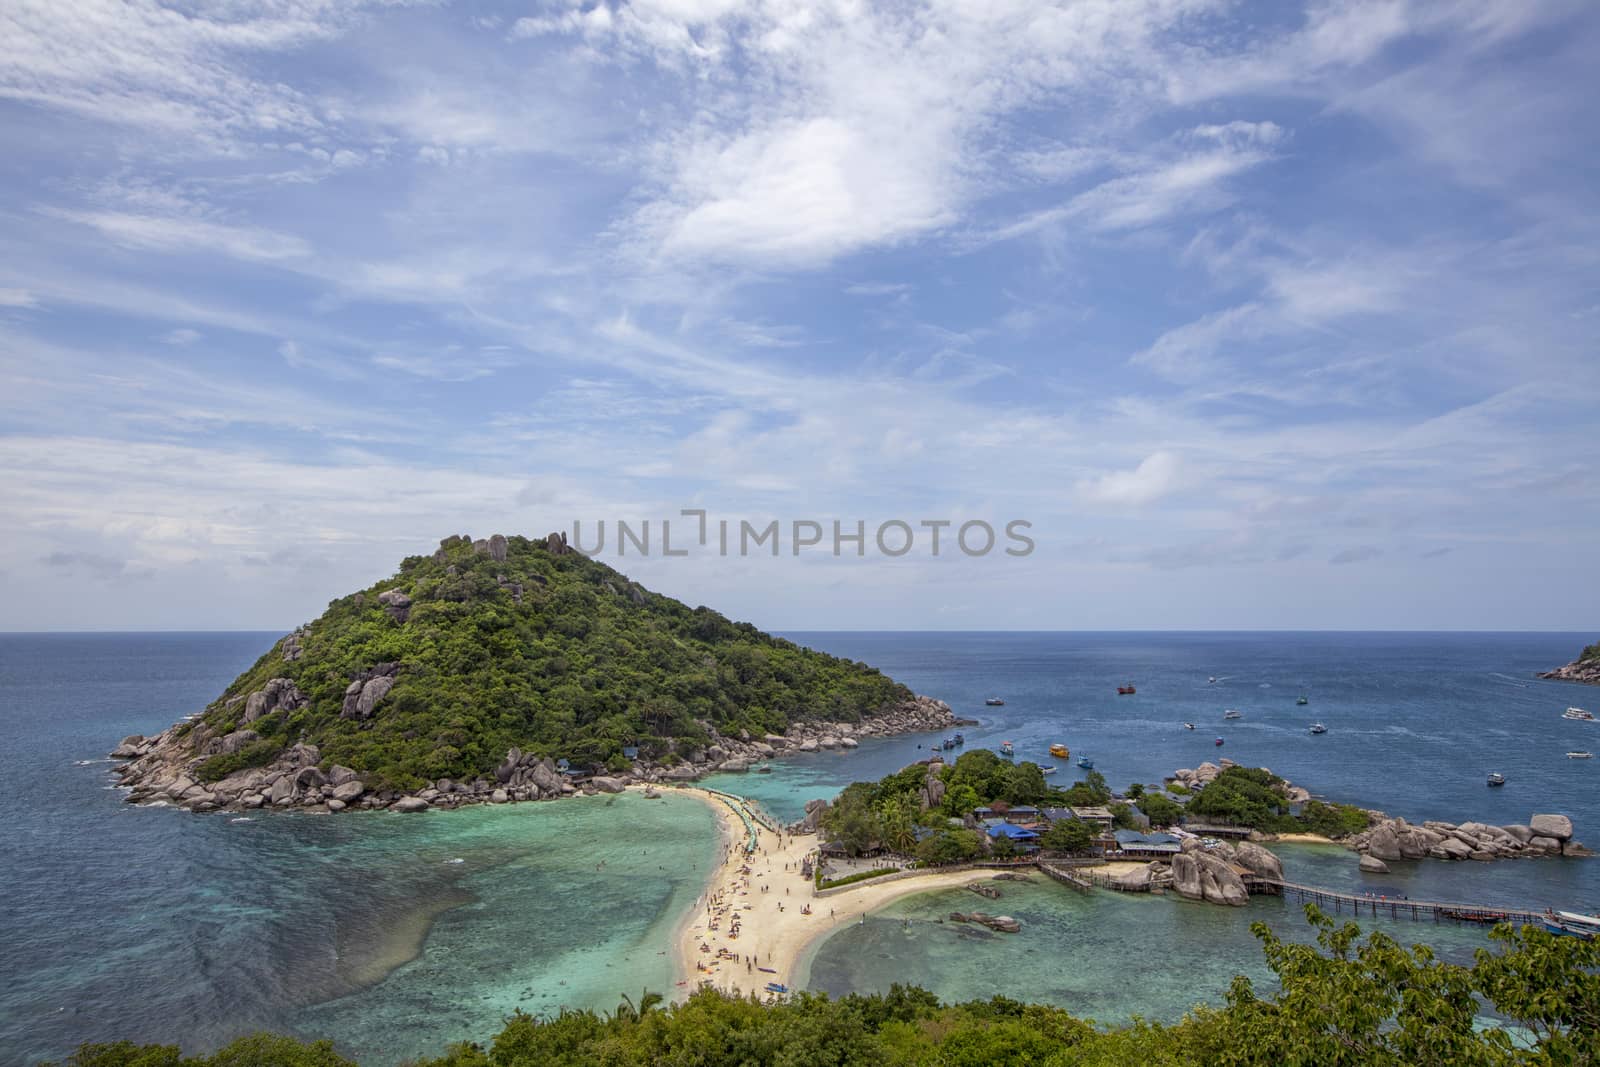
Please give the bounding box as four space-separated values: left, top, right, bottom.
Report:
149 532 912 791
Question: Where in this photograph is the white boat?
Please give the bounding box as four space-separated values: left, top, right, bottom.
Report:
1182 722 1195 730
1039 765 1058 775
1309 723 1327 734
1568 751 1594 759
1222 709 1242 720
1544 910 1600 940
1564 707 1595 721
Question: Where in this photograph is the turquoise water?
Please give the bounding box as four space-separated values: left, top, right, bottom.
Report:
4 631 1596 1063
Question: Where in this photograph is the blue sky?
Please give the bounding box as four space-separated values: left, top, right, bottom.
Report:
1 0 1596 632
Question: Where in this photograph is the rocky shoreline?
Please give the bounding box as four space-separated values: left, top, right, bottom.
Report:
1539 650 1600 685
1347 813 1591 873
109 694 958 815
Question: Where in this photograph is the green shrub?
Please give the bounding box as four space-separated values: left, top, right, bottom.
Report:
817 867 897 891
195 740 282 783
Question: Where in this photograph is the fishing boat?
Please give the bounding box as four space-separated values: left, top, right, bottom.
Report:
1542 910 1599 941
1223 709 1242 720
985 697 1006 706
1077 755 1094 769
1568 751 1594 759
1564 707 1595 721
1296 696 1309 706
999 740 1015 758
1049 743 1070 758
1309 723 1328 734
1117 684 1137 695
1487 772 1506 787
1214 737 1225 747
1183 722 1195 730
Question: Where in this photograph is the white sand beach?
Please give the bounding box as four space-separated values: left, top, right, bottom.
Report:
660 785 1053 998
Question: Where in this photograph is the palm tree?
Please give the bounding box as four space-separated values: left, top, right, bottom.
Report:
614 988 664 1023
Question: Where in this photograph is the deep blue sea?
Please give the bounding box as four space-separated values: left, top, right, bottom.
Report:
3 631 1596 1063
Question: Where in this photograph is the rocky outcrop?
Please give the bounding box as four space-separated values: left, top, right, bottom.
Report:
243 678 308 724
376 588 412 623
919 759 947 811
1170 844 1249 906
1538 644 1600 685
1359 854 1390 874
1348 812 1587 867
1232 841 1285 881
279 627 306 662
339 663 399 721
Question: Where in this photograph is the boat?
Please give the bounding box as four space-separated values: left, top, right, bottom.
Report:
1542 910 1600 940
1296 696 1309 706
1568 751 1594 759
1564 707 1595 721
1309 723 1327 734
985 697 1006 706
942 737 959 750
1487 772 1506 787
1039 765 1057 775
1183 722 1195 730
1049 743 1069 758
764 981 790 994
1214 737 1224 746
1223 709 1242 720
754 763 772 773
1208 676 1217 684
953 732 965 746
1077 755 1094 769
999 741 1014 758
1117 685 1136 695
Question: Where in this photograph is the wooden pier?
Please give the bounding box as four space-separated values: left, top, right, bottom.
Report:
1037 861 1095 893
1250 879 1547 926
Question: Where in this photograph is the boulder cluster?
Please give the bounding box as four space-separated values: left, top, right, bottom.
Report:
1538 649 1600 685
1348 813 1587 872
110 693 956 816
1166 838 1285 906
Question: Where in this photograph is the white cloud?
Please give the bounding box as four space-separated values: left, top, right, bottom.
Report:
1078 451 1183 506
49 209 312 262
0 287 38 308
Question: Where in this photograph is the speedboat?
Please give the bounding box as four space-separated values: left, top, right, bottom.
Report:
1077 755 1094 769
999 740 1015 758
1564 707 1595 721
1309 723 1328 734
1214 737 1225 747
1487 772 1506 787
1208 676 1216 684
1223 709 1242 720
1568 751 1594 759
1049 743 1069 758
1543 910 1599 940
1117 684 1137 695
985 697 1006 706
1183 722 1195 730
1296 696 1309 706
1039 765 1057 775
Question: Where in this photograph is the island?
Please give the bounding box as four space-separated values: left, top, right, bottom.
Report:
1541 638 1600 685
110 532 953 814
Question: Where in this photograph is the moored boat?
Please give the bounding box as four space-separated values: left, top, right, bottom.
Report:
1309 723 1327 734
953 732 964 746
1049 743 1069 758
1039 765 1057 775
1077 755 1094 769
1487 772 1506 787
1568 751 1594 759
1223 709 1242 720
1214 737 1225 746
1564 707 1595 721
985 697 1006 706
1543 910 1599 940
1296 696 1309 706
1117 684 1136 695
999 740 1015 758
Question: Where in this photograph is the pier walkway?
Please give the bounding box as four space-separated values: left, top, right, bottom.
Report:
1249 879 1547 926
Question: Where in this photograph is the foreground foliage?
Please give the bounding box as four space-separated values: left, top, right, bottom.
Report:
49 913 1599 1066
187 534 910 790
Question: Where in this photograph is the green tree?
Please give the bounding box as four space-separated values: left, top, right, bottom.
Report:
1137 792 1183 828
1040 819 1096 854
